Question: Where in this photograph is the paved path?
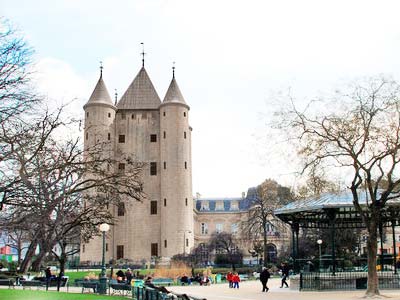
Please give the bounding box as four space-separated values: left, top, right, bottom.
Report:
169 278 400 300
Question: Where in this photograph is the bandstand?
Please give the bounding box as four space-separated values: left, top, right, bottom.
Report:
274 191 400 291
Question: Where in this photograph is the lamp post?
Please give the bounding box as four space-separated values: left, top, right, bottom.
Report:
99 223 110 294
183 230 192 256
317 239 323 272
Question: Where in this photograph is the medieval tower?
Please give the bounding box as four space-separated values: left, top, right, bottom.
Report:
80 60 194 264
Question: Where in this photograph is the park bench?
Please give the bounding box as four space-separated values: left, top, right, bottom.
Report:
109 282 131 296
0 278 15 288
21 280 43 290
152 278 174 286
239 274 249 281
81 281 99 293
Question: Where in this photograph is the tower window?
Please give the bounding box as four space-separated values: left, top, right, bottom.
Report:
184 162 187 169
163 111 166 117
184 132 186 139
118 163 125 173
164 162 166 169
86 112 89 117
108 112 111 118
185 198 188 206
151 243 158 257
117 245 124 259
184 112 186 117
117 202 125 216
150 162 157 176
106 243 108 252
142 113 147 119
82 244 85 253
163 131 166 139
121 113 126 120
164 240 167 248
150 134 157 142
118 135 125 143
86 132 88 140
186 238 189 247
164 198 167 207
150 201 157 215
107 133 110 140
132 114 136 119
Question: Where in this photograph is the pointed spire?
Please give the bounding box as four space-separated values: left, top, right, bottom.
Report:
162 69 188 107
114 89 118 106
172 61 175 79
83 63 114 109
140 42 146 67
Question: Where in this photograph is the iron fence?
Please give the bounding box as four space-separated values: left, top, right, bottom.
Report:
299 271 400 291
132 286 206 300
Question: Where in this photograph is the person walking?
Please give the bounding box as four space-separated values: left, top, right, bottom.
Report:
280 263 289 288
226 271 233 288
232 272 240 289
259 267 270 292
45 267 52 291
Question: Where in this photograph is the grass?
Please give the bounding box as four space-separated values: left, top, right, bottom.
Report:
0 289 129 300
65 271 101 282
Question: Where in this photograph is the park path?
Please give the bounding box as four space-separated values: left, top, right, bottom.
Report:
168 278 400 300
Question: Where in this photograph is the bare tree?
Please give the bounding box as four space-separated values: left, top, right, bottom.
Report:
208 232 242 270
275 77 400 296
244 179 292 267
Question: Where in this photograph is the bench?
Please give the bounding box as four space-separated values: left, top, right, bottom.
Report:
21 280 43 290
239 274 249 281
109 283 131 296
152 278 174 286
81 281 99 293
0 279 15 288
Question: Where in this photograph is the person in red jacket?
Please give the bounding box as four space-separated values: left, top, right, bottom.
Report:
226 272 233 288
232 272 240 289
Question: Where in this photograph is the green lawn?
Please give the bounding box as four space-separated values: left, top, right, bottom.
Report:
0 289 129 300
65 271 101 282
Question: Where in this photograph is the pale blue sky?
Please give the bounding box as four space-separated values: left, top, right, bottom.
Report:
3 0 400 197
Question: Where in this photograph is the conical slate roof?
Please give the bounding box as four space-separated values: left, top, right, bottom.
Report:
117 67 161 110
162 77 187 105
84 75 114 108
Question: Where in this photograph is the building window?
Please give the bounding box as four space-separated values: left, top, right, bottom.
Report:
200 201 209 211
82 244 85 253
118 202 125 216
231 223 238 234
216 223 223 233
184 132 187 139
230 201 239 210
150 162 157 176
151 243 158 256
184 112 186 117
186 238 189 247
107 133 110 140
150 134 157 142
163 111 166 117
121 113 126 120
118 163 125 173
164 198 167 207
163 131 166 139
106 243 108 252
164 162 166 169
201 223 208 235
118 135 125 143
184 162 187 169
86 112 89 117
142 113 147 119
117 245 124 259
86 132 88 140
185 198 188 206
150 201 157 215
216 201 224 210
108 112 111 118
132 114 136 119
164 240 167 248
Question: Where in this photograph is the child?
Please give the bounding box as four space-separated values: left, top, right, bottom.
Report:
227 272 233 288
232 273 240 289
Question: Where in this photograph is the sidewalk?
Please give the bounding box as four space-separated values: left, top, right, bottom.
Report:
168 278 400 300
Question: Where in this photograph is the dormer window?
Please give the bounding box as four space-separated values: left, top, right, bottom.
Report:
215 201 224 211
230 201 239 210
200 201 209 211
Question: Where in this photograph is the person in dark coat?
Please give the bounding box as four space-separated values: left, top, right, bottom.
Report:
280 263 289 288
259 267 270 292
125 268 133 285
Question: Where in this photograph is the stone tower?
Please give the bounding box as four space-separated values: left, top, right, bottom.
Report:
80 63 194 264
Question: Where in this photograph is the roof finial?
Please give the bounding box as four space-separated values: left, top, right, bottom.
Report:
140 42 146 67
172 61 175 79
114 89 118 105
100 61 103 78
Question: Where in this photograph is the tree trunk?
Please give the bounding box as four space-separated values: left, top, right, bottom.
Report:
31 250 46 272
19 241 37 273
365 219 380 297
263 229 268 267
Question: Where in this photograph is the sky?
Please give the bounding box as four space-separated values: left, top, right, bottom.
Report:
3 0 400 197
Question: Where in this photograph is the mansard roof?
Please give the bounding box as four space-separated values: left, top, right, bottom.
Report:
117 67 161 110
84 75 114 109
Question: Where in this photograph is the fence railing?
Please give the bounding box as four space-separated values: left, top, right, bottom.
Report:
132 286 206 300
299 271 400 291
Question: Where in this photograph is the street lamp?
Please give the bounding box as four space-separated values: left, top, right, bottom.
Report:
99 223 110 294
317 239 323 272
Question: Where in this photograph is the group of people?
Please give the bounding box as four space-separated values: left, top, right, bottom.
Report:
259 262 290 292
226 272 241 289
115 268 134 284
180 273 211 286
